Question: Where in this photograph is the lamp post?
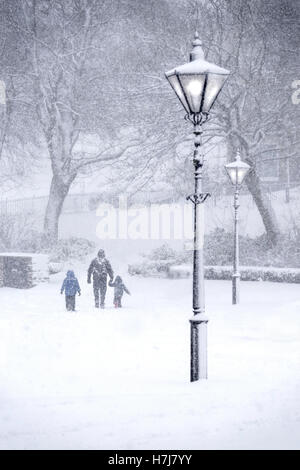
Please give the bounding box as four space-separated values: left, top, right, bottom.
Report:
165 33 230 381
224 149 251 304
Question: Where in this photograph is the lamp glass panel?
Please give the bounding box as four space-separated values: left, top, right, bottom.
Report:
167 74 190 113
178 74 206 114
226 167 237 185
237 167 250 185
202 73 228 113
226 165 250 185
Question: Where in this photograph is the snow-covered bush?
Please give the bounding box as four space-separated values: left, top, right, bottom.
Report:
0 216 95 264
130 243 190 277
48 262 64 274
148 244 177 261
19 230 48 253
143 243 192 264
205 228 233 266
129 229 300 279
21 234 95 262
205 266 300 283
128 259 172 277
49 238 95 262
0 213 40 251
205 229 300 268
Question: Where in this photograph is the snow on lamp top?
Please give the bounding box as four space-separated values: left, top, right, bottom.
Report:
165 32 230 115
225 149 251 186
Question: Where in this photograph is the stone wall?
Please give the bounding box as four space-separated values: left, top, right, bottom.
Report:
0 254 49 289
0 257 4 287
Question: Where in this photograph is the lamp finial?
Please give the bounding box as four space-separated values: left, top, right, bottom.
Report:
190 31 205 62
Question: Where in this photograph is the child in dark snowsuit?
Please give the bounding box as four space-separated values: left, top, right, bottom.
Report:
61 270 81 311
109 276 130 308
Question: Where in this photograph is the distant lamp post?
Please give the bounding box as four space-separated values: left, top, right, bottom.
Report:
224 149 251 304
165 33 230 382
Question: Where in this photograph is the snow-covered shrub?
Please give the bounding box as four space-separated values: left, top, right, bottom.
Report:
205 266 300 283
0 213 41 252
19 232 95 263
147 244 177 261
128 259 173 277
49 237 95 262
169 265 300 283
130 229 300 279
168 264 192 279
48 262 64 274
19 230 48 253
204 229 300 268
204 228 233 266
0 214 95 264
145 243 192 264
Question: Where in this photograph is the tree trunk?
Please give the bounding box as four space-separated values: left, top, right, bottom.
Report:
44 174 72 244
229 140 281 247
245 166 280 246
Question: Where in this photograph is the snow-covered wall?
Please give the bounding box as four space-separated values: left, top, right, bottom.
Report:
0 254 49 289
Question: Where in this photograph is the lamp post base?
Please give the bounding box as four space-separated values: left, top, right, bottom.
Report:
232 273 240 305
190 315 209 381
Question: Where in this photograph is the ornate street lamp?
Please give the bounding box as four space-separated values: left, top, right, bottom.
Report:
165 33 230 381
224 149 251 304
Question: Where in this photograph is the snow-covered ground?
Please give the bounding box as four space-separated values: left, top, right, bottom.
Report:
0 270 300 450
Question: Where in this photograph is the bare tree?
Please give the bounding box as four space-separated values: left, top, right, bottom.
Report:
199 0 300 245
2 0 147 242
103 0 300 245
1 0 299 246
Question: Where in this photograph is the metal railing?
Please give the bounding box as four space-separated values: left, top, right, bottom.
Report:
1 183 295 217
0 193 99 216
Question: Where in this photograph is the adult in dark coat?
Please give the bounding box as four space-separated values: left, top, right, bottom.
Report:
87 249 114 308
